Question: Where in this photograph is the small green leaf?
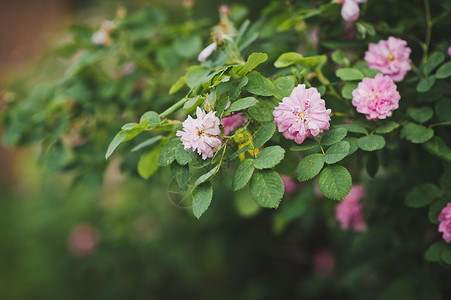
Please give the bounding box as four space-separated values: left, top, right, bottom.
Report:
105 130 128 159
192 182 213 219
248 99 277 122
175 143 193 165
274 76 295 99
416 76 436 93
296 153 325 181
401 123 434 144
405 183 441 208
186 66 210 89
238 52 268 76
423 136 451 163
409 107 434 124
423 52 445 76
331 49 350 67
290 139 319 151
325 141 350 164
158 138 181 166
232 159 255 191
169 75 186 94
343 137 358 155
140 111 160 126
341 82 358 99
137 145 162 179
336 68 364 81
132 136 163 152
274 52 303 68
358 135 386 151
335 124 368 135
254 146 285 169
194 165 220 186
249 170 284 208
253 123 276 148
425 241 447 262
436 61 451 79
246 72 275 96
224 97 258 114
375 120 400 134
171 162 190 191
321 128 347 146
183 96 203 113
318 165 352 201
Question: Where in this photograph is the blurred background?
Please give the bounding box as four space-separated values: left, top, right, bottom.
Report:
1 0 450 299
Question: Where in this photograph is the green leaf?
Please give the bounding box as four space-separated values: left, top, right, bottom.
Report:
424 241 448 263
325 141 350 164
341 82 358 99
423 52 445 76
274 52 303 68
290 139 319 151
183 96 203 113
171 162 190 191
253 146 285 169
232 159 255 191
405 183 441 208
246 72 275 96
335 123 368 135
343 137 359 155
274 76 295 99
194 165 220 186
186 66 210 89
401 123 434 144
375 120 400 134
296 55 327 69
416 76 436 93
249 170 284 208
224 97 258 114
132 136 163 152
321 128 347 146
296 153 325 181
253 123 276 148
331 49 350 67
423 136 451 163
137 145 162 179
429 198 449 224
409 107 434 124
140 111 160 126
248 99 277 122
158 138 181 166
237 52 268 76
169 75 186 94
105 130 128 159
192 182 213 219
175 143 193 165
436 61 451 79
358 135 386 151
336 68 364 81
318 165 352 201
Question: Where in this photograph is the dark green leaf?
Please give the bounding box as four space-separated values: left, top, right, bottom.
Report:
405 183 441 208
423 136 451 163
232 159 255 191
358 135 386 151
401 123 434 144
246 72 275 96
375 120 400 134
417 76 436 93
343 137 359 155
171 162 190 191
335 124 368 135
325 141 350 164
318 165 352 201
423 52 445 76
436 61 451 79
194 165 220 186
290 139 320 151
254 146 285 169
132 136 163 152
192 182 213 219
321 128 347 146
158 138 181 166
249 170 284 208
224 97 258 113
253 123 276 148
296 153 325 181
248 99 277 122
409 107 434 124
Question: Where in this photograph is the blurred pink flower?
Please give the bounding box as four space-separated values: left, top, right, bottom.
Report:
352 73 400 120
438 203 451 243
365 36 412 82
448 46 451 57
336 185 367 232
280 175 297 195
313 249 335 278
220 5 230 16
341 0 367 22
198 42 217 62
273 84 331 144
222 113 246 136
177 107 222 160
68 224 99 256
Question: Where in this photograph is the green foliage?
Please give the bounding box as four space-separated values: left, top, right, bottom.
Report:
253 146 285 169
336 68 364 81
232 159 255 191
325 141 350 164
224 97 258 114
435 62 451 79
249 170 284 208
409 107 434 123
137 145 162 179
358 135 386 151
422 52 445 76
321 128 347 146
246 72 275 96
296 153 325 181
192 182 213 219
401 123 434 144
405 183 441 208
318 165 352 201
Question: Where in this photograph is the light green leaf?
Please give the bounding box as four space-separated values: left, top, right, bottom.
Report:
423 52 445 76
186 66 210 89
171 162 190 191
253 146 285 169
137 145 162 179
274 76 295 99
416 76 436 93
409 107 434 124
192 182 213 219
158 138 181 166
232 159 255 191
341 82 358 99
375 120 400 134
249 170 284 208
336 68 364 81
194 165 220 186
169 75 186 94
318 165 352 201
253 123 276 148
140 111 160 126
405 183 441 208
321 128 347 146
105 130 128 159
183 96 202 113
246 72 275 96
358 135 385 151
274 52 303 68
224 97 258 114
331 49 350 67
401 123 434 144
237 52 268 76
325 141 350 164
436 61 451 79
296 153 325 181
274 52 326 69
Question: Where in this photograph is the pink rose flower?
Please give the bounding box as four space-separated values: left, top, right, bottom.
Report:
438 203 451 243
198 42 217 62
352 73 401 120
177 107 222 160
336 185 367 232
448 46 451 57
273 84 332 144
280 175 297 195
313 249 335 278
341 0 367 22
222 113 246 136
364 36 412 82
68 224 99 256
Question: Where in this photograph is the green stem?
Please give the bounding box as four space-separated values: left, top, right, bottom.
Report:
159 97 190 118
429 122 451 128
422 0 432 63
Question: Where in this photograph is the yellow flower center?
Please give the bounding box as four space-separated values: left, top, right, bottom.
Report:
388 54 394 61
298 112 305 118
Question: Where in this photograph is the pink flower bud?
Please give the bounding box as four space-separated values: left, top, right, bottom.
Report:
198 42 217 62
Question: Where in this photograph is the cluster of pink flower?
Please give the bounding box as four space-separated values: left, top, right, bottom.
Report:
336 185 367 232
439 204 451 243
